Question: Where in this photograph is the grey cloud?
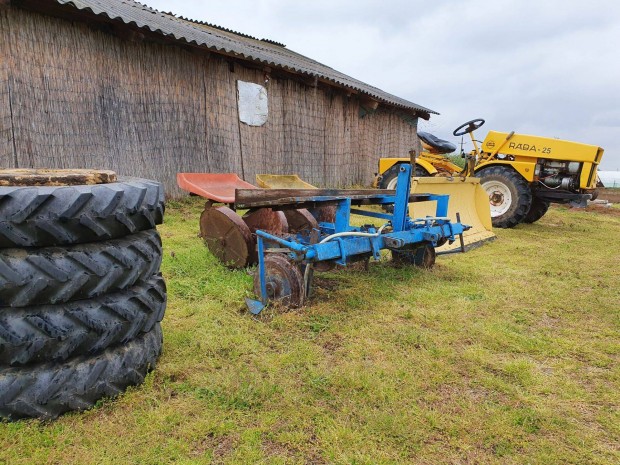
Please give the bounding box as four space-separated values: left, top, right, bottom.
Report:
146 0 620 168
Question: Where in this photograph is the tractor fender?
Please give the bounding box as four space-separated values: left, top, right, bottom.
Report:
415 158 439 176
378 158 438 177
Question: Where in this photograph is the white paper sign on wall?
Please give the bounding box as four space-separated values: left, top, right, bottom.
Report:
237 81 268 127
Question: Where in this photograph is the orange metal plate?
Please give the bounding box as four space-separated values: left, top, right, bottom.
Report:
177 173 257 203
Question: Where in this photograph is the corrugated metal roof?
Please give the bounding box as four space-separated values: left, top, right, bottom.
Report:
53 0 437 116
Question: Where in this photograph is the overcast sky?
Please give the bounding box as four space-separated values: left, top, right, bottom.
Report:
147 0 620 170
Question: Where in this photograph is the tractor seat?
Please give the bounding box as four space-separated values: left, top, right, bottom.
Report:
418 131 457 154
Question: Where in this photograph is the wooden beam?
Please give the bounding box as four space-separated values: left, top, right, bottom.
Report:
234 188 431 209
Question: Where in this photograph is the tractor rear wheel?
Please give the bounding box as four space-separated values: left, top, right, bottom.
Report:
523 198 550 223
379 163 430 190
476 166 532 228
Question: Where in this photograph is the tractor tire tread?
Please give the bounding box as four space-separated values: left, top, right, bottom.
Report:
523 198 550 223
0 324 162 420
0 230 162 307
0 276 166 366
0 178 164 248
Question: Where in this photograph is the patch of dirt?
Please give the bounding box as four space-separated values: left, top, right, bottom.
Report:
538 312 561 329
345 260 370 271
574 205 620 217
597 188 620 202
321 333 344 354
418 382 509 415
190 433 236 461
261 439 297 460
304 434 328 465
313 276 341 291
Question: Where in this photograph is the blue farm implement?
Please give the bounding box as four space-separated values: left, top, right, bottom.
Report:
178 164 470 313
239 164 470 313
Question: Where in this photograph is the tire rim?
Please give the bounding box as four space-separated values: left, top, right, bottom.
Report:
482 180 512 217
386 177 398 190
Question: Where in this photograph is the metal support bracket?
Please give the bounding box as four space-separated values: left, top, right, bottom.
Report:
245 236 268 314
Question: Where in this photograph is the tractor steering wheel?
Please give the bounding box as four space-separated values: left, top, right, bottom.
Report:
453 118 485 136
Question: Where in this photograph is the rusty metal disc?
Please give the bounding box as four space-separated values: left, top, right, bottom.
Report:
391 243 436 269
414 244 436 268
436 236 449 248
0 168 117 186
283 208 332 271
242 208 289 264
313 260 337 272
242 208 288 234
253 254 305 308
284 208 319 235
309 206 336 224
200 206 254 268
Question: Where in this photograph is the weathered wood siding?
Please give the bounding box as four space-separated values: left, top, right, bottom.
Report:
0 11 13 169
0 7 419 197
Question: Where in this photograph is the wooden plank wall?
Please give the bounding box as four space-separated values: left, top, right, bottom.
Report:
0 10 15 168
206 59 244 177
2 7 419 197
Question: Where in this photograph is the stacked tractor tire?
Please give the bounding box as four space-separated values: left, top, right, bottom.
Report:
0 170 166 420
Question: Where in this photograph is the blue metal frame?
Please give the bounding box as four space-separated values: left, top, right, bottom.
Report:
246 164 470 313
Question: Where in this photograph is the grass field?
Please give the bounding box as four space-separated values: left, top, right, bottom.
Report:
1 199 619 464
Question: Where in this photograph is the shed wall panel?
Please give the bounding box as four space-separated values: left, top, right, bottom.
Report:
0 11 15 168
204 58 243 177
2 7 420 196
323 94 346 187
236 66 272 185
279 80 326 186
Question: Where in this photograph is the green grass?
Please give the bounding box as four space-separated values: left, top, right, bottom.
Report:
444 154 466 169
1 199 619 464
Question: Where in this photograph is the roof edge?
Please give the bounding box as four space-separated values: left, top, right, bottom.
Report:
47 0 437 116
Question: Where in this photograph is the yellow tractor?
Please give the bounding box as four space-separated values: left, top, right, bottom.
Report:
376 118 604 228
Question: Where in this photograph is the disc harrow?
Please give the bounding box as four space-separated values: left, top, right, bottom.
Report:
178 167 471 313
177 172 320 268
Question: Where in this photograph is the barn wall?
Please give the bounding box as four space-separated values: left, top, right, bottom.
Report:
1 7 419 197
0 10 14 168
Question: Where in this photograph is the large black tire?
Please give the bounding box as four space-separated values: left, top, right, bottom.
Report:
0 275 166 366
0 178 164 248
0 324 162 420
379 163 430 190
0 230 162 307
476 166 532 228
522 198 550 224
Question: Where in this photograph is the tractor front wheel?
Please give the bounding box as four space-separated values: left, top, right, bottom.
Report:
522 198 550 224
477 166 532 228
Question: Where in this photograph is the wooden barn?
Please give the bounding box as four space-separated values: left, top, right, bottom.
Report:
0 0 436 197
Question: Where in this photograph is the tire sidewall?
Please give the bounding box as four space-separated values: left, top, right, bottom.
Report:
477 166 532 228
379 164 429 190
